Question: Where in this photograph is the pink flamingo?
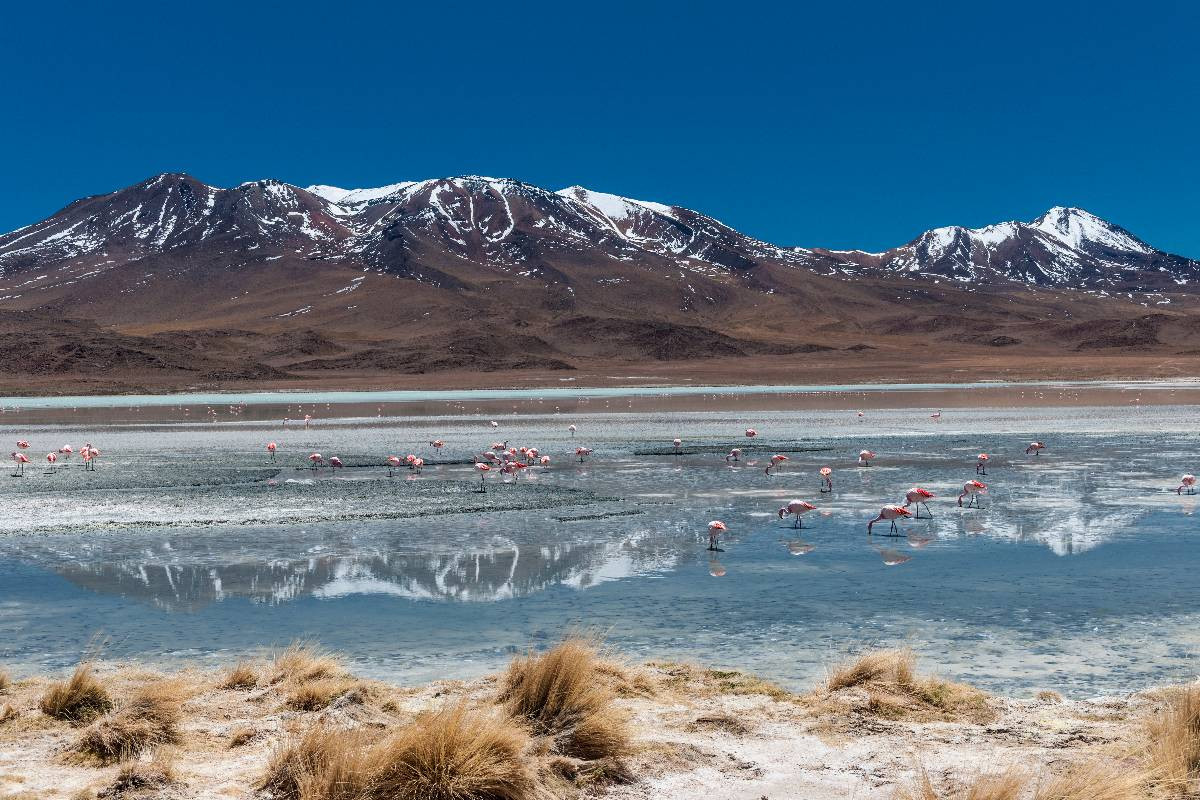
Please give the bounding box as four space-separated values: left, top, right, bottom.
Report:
539 455 551 467
778 500 817 528
1026 441 1045 456
1177 474 1197 495
386 455 402 477
11 452 29 477
672 438 682 454
858 449 876 467
490 421 499 428
856 410 864 418
569 424 577 437
304 414 312 429
707 520 727 550
328 456 343 471
309 453 323 470
575 447 592 463
267 442 277 461
46 452 58 473
475 462 491 492
930 410 942 421
80 447 92 472
868 504 912 534
59 445 73 466
976 453 989 475
765 454 789 474
958 480 987 508
491 442 506 451
16 440 30 450
745 428 757 439
85 447 100 471
726 448 742 463
819 466 833 493
412 457 424 474
429 439 445 454
903 487 936 518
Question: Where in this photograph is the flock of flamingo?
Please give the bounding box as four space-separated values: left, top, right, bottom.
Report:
9 441 100 476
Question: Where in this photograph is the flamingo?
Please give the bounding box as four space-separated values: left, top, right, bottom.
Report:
569 424 577 437
412 457 424 474
930 410 942 421
976 453 989 475
16 440 29 450
1026 441 1045 456
856 411 864 418
304 414 312 429
707 520 727 551
539 455 551 467
309 453 323 470
386 455 402 477
491 442 506 451
903 487 936 518
46 452 57 473
328 456 343 471
11 452 29 477
1177 474 1197 495
490 421 499 428
84 447 100 471
819 466 833 493
80 447 92 472
575 447 592 463
475 462 491 492
429 439 444 454
59 445 73 466
765 454 789 474
958 480 987 508
867 504 912 534
745 428 757 439
672 438 682 454
267 442 277 461
726 448 742 463
858 449 876 467
778 500 817 528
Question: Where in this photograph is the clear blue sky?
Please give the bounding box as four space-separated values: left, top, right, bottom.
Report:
3 1 1197 256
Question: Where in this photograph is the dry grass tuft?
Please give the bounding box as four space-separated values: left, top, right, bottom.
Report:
103 749 178 796
893 766 1027 800
499 638 629 761
821 649 992 723
73 682 182 764
651 661 792 700
1032 761 1147 800
270 642 345 685
1144 684 1200 795
285 677 362 711
39 663 113 722
0 669 9 694
229 726 258 748
593 659 658 699
685 713 751 736
0 703 17 724
260 706 533 800
220 660 259 690
1036 690 1064 703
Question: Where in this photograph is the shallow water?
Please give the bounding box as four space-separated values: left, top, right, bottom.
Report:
1 394 1197 696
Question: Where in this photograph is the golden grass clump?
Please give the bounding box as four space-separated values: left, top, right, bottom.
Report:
651 661 792 700
0 668 9 694
73 681 182 764
39 663 113 722
229 726 258 748
821 649 992 723
260 706 533 800
285 677 363 711
1144 685 1200 795
220 659 259 689
499 638 630 761
106 749 178 795
0 703 17 724
894 766 1026 800
1031 761 1147 800
270 642 345 685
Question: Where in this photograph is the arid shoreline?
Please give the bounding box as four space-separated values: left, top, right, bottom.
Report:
2 642 1195 800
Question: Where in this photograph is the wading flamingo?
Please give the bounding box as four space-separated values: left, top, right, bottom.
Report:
309 453 323 470
745 428 757 438
868 504 912 534
84 447 100 471
267 442 277 461
819 467 833 493
569 424 577 437
575 447 592 463
958 480 987 508
328 456 343 471
16 440 29 450
765 454 789 474
673 438 682 454
858 449 876 467
778 500 817 528
1026 442 1045 456
429 439 444 455
304 414 312 429
412 457 424 474
707 520 727 551
46 452 57 473
475 462 491 492
59 445 73 466
976 453 989 475
931 410 942 421
386 456 401 477
1177 474 1197 495
11 452 29 476
490 421 499 428
903 487 936 518
726 448 742 463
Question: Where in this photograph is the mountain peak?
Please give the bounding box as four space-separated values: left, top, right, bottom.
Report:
1031 206 1151 254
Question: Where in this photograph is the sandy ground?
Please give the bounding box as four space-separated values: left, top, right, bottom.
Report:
0 653 1173 800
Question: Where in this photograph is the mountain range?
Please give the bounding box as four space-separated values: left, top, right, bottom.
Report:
1 173 1198 391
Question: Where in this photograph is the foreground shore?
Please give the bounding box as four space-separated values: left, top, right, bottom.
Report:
2 642 1194 799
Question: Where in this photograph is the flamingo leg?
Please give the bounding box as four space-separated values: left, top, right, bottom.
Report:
923 502 933 518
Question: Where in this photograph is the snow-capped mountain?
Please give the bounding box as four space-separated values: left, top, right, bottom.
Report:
828 207 1199 291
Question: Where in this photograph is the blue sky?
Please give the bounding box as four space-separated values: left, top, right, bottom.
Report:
3 1 1197 255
